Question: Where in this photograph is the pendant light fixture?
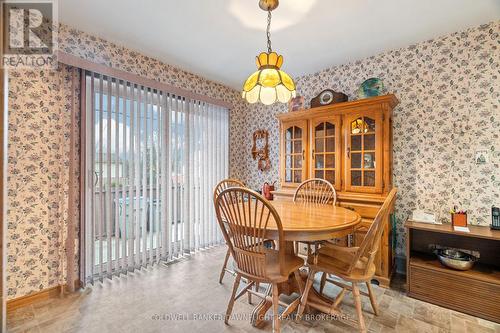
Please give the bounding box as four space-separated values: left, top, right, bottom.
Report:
242 0 296 105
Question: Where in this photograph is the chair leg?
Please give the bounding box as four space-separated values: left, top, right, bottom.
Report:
332 287 346 309
296 269 315 320
352 282 366 333
219 247 231 284
272 283 281 333
319 272 327 294
248 281 260 304
366 281 379 316
225 274 241 324
293 270 304 295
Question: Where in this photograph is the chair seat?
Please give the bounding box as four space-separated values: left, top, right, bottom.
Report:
307 244 375 282
266 249 304 282
234 249 303 283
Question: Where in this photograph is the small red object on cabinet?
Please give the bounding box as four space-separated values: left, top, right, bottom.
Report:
451 213 467 227
262 182 275 200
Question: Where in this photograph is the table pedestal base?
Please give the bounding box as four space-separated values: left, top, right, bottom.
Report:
250 269 343 327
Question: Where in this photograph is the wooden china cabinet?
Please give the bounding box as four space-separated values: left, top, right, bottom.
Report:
273 94 399 287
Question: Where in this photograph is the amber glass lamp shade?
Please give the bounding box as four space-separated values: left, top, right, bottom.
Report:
242 52 296 105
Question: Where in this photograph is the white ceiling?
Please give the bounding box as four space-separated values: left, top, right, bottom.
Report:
59 0 500 90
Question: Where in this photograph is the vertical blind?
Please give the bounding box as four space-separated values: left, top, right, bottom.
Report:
83 71 229 283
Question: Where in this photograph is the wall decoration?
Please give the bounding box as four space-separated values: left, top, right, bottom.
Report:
475 149 489 164
357 78 385 99
310 89 348 108
251 130 271 171
288 96 304 112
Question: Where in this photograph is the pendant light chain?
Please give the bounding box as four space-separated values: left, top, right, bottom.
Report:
242 1 296 105
266 10 272 53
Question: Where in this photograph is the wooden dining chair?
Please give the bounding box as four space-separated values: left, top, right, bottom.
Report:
296 188 397 333
293 178 337 205
293 178 337 256
213 178 246 284
214 187 304 333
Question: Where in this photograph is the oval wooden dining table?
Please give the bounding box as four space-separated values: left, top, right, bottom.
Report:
247 200 362 328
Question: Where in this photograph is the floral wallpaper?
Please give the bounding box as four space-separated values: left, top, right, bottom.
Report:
7 65 80 299
7 25 245 300
230 21 500 258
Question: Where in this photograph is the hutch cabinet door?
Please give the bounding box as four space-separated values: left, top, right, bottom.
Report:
280 120 308 186
310 115 342 190
344 111 383 193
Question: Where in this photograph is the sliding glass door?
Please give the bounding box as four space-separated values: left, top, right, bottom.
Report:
83 71 228 283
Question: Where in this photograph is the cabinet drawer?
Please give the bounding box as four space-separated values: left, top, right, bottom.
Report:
409 265 500 322
339 202 380 219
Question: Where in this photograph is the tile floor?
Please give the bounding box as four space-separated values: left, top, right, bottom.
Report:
7 246 500 332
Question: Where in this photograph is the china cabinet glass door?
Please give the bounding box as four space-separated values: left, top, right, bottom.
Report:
282 120 307 185
311 116 341 189
345 112 383 192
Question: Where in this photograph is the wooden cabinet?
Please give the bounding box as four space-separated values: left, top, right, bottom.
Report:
310 115 342 190
405 221 500 323
281 120 308 186
344 111 383 192
274 95 399 287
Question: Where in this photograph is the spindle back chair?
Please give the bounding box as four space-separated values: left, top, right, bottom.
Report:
293 178 337 256
297 188 397 333
293 178 337 206
215 187 303 333
213 178 246 284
